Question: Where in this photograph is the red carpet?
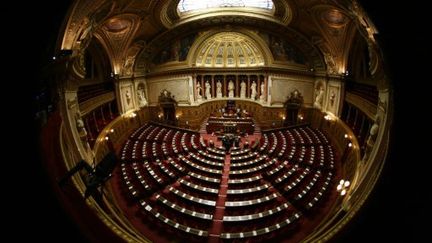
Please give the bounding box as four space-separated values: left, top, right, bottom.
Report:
208 154 231 242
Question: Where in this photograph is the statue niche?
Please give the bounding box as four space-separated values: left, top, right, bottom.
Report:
314 84 325 110
137 84 147 108
158 89 178 126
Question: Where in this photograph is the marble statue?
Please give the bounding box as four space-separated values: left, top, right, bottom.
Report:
76 116 87 138
329 90 336 106
314 87 324 110
125 90 131 105
362 114 380 162
122 56 134 76
323 52 337 74
228 80 234 98
216 81 222 98
205 81 212 99
196 82 203 101
240 81 246 98
260 82 265 102
75 112 90 151
250 81 257 100
137 89 147 107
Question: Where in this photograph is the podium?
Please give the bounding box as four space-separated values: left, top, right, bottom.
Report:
226 100 236 113
223 123 237 134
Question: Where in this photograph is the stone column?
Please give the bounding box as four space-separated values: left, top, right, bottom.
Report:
211 75 215 98
189 75 194 104
247 75 251 98
223 75 227 97
267 75 272 106
100 105 106 124
346 104 352 123
108 102 114 119
93 111 99 132
85 117 93 140
353 108 359 130
235 75 239 97
260 75 266 103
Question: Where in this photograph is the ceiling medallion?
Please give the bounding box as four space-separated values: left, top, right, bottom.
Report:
104 18 131 32
322 9 348 28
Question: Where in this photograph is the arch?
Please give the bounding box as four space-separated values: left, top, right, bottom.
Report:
187 30 273 68
178 0 274 13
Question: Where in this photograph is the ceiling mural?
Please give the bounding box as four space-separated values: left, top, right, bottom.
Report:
260 32 307 65
153 33 197 64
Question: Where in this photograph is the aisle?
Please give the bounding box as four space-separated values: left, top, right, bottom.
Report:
208 154 231 243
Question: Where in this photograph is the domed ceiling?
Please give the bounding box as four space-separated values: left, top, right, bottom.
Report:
178 0 274 12
195 32 265 67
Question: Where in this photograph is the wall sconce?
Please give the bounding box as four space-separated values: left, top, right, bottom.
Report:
298 115 304 121
337 179 350 196
348 142 353 148
104 136 109 141
110 129 114 133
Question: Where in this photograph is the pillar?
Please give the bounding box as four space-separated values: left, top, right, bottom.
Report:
108 102 114 119
100 105 106 125
223 75 227 97
93 111 99 132
85 117 93 140
247 75 251 98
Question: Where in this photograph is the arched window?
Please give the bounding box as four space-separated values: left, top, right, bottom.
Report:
178 0 274 13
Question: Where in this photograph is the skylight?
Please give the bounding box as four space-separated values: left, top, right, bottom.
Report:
178 0 274 13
